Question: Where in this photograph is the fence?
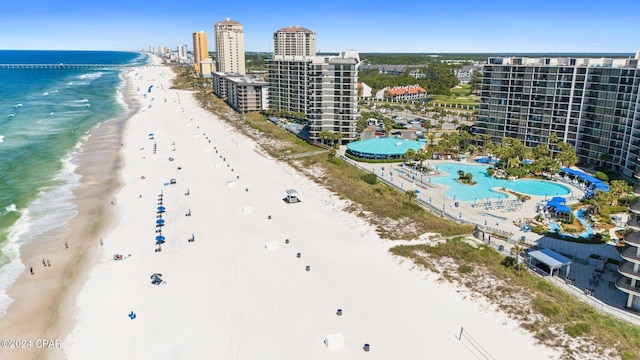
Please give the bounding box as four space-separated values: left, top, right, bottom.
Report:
546 276 640 326
457 326 495 360
339 154 513 241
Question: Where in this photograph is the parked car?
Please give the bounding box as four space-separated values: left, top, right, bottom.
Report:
375 131 385 136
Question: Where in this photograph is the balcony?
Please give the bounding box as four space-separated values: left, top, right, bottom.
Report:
618 261 640 281
616 277 640 296
630 203 640 216
624 241 640 259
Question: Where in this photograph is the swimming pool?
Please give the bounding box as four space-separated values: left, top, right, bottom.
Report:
428 163 571 202
549 210 595 238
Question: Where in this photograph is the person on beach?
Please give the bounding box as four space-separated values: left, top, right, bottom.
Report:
47 259 51 267
42 259 46 267
30 267 34 275
65 241 69 249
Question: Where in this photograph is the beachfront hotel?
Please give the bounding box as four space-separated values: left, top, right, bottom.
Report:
191 31 210 74
212 72 268 113
266 51 360 144
214 18 246 75
273 25 316 57
618 231 640 310
475 52 640 179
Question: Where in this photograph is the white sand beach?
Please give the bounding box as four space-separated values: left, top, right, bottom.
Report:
61 63 560 359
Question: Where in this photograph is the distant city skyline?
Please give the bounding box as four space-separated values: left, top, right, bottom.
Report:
2 0 638 53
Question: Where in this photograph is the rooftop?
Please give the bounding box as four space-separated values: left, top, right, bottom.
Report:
275 25 314 34
488 56 640 69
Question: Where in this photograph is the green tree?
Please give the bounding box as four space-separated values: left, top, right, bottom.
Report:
415 148 429 169
382 117 395 137
609 180 632 206
404 149 416 165
556 142 578 167
327 147 337 161
532 144 550 160
405 189 417 202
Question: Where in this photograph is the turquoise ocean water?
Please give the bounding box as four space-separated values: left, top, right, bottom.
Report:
0 50 147 315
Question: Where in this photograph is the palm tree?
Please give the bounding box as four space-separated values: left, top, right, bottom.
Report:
404 149 416 166
556 142 578 167
512 244 524 274
327 147 337 161
609 179 633 206
415 148 429 170
382 117 394 137
405 189 417 202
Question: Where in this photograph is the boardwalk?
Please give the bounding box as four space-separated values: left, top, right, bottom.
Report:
0 63 137 70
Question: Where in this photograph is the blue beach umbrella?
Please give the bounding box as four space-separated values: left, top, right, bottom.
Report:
156 235 165 244
156 219 165 225
157 206 165 212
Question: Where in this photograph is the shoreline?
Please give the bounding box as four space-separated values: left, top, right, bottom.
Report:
0 68 139 360
61 64 560 359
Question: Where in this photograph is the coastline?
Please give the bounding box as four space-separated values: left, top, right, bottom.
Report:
0 69 138 360
60 63 559 359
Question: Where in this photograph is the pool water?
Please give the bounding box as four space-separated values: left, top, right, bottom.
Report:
428 163 571 202
549 209 594 238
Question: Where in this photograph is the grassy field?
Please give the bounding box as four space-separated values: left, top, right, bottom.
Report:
425 84 479 108
450 84 472 95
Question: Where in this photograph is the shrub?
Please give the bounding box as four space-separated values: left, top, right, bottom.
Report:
565 322 591 338
531 225 546 235
595 171 609 182
361 173 378 185
501 256 516 267
532 298 561 318
458 264 474 274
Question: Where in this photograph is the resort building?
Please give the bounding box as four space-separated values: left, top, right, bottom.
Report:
214 18 246 75
212 72 268 114
273 26 316 57
199 58 214 78
192 31 210 74
475 53 640 179
266 51 361 144
375 84 428 101
618 231 640 311
357 82 373 98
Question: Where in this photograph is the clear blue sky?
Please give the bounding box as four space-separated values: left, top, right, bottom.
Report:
2 0 638 53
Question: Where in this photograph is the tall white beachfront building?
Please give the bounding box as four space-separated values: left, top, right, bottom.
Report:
177 45 187 60
214 18 246 75
273 26 316 57
267 51 361 145
475 52 640 178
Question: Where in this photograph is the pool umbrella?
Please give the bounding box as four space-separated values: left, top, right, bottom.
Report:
156 235 165 244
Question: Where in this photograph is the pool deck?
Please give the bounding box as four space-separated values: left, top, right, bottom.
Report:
340 151 585 246
338 150 640 324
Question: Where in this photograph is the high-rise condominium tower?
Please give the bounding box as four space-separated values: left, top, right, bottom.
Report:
192 31 209 73
267 51 360 144
214 18 245 75
273 25 316 56
476 54 640 178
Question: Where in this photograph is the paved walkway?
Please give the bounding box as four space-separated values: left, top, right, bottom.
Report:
338 148 584 246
